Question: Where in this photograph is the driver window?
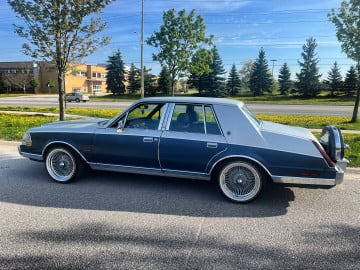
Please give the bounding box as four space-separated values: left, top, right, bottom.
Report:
124 103 164 130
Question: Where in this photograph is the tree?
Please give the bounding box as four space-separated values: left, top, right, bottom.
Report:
239 60 253 90
206 47 226 97
343 66 358 96
295 37 321 98
30 78 40 91
329 0 360 122
106 50 126 95
324 62 343 97
143 66 156 95
147 8 213 95
226 64 241 96
8 0 112 120
127 63 140 94
158 66 172 95
249 48 273 96
278 62 292 95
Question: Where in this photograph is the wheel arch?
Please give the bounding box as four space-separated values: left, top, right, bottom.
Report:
210 155 272 181
42 141 88 164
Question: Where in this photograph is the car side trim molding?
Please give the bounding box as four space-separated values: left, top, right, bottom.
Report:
88 162 210 181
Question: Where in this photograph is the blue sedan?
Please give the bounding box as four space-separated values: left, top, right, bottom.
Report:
19 97 348 203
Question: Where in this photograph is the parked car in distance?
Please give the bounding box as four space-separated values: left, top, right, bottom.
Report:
18 97 348 203
65 92 89 103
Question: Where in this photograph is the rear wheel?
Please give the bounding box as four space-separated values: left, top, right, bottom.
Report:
45 147 83 183
75 98 80 103
217 161 263 203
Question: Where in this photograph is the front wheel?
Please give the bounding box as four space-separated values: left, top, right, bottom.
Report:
217 161 263 203
45 147 82 183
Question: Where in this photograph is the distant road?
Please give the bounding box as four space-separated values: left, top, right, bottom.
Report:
0 95 356 117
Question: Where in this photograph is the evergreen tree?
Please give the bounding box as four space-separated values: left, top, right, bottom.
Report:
106 50 126 95
325 62 343 97
343 65 358 96
188 71 208 95
249 48 272 96
295 37 321 97
206 47 226 97
127 63 140 94
226 64 241 96
278 62 292 95
158 66 172 95
144 66 156 95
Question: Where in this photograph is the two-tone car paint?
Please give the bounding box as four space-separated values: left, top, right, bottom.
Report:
19 97 347 202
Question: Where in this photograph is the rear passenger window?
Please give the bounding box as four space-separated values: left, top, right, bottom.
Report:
205 106 222 135
169 104 204 133
168 104 222 135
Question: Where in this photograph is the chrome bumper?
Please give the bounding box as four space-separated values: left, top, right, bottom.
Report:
272 158 348 186
18 146 44 161
334 158 348 185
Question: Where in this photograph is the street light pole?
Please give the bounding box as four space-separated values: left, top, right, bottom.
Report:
140 0 144 98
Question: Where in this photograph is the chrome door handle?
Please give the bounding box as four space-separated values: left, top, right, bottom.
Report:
207 142 218 149
143 137 154 143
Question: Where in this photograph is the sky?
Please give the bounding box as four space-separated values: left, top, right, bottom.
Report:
0 0 355 79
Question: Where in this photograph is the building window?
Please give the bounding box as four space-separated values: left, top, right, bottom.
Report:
92 85 101 93
76 71 87 77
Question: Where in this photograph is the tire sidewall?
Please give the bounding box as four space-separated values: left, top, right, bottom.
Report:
45 147 78 183
218 161 263 203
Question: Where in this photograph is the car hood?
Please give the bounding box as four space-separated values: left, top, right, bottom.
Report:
34 118 106 131
260 121 315 140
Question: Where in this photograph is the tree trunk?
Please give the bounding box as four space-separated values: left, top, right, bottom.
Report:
350 62 360 123
58 72 65 121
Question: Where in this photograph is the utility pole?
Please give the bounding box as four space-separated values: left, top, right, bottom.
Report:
270 59 277 76
140 0 144 98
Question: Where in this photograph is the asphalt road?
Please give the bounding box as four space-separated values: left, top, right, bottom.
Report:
0 95 356 116
0 141 359 269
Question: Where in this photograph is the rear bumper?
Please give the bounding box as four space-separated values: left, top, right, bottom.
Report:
272 158 348 186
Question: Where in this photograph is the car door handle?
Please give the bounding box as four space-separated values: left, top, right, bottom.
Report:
143 137 154 143
207 142 218 149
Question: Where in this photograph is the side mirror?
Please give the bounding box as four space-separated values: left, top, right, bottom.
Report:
117 119 125 133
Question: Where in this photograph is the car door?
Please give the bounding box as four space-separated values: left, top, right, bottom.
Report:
91 103 166 169
159 104 227 174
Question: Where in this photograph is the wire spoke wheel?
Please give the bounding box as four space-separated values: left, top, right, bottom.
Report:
46 148 77 183
218 161 262 203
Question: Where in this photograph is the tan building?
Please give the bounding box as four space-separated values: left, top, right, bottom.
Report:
0 61 108 95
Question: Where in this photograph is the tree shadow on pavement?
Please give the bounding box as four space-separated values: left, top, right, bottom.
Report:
0 222 358 270
0 158 295 217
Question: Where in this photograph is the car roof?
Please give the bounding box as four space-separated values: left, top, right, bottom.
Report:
138 97 244 107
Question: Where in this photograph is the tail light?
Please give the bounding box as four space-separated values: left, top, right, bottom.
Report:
313 140 335 168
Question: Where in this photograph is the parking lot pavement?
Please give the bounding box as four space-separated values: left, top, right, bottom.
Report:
0 140 359 270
